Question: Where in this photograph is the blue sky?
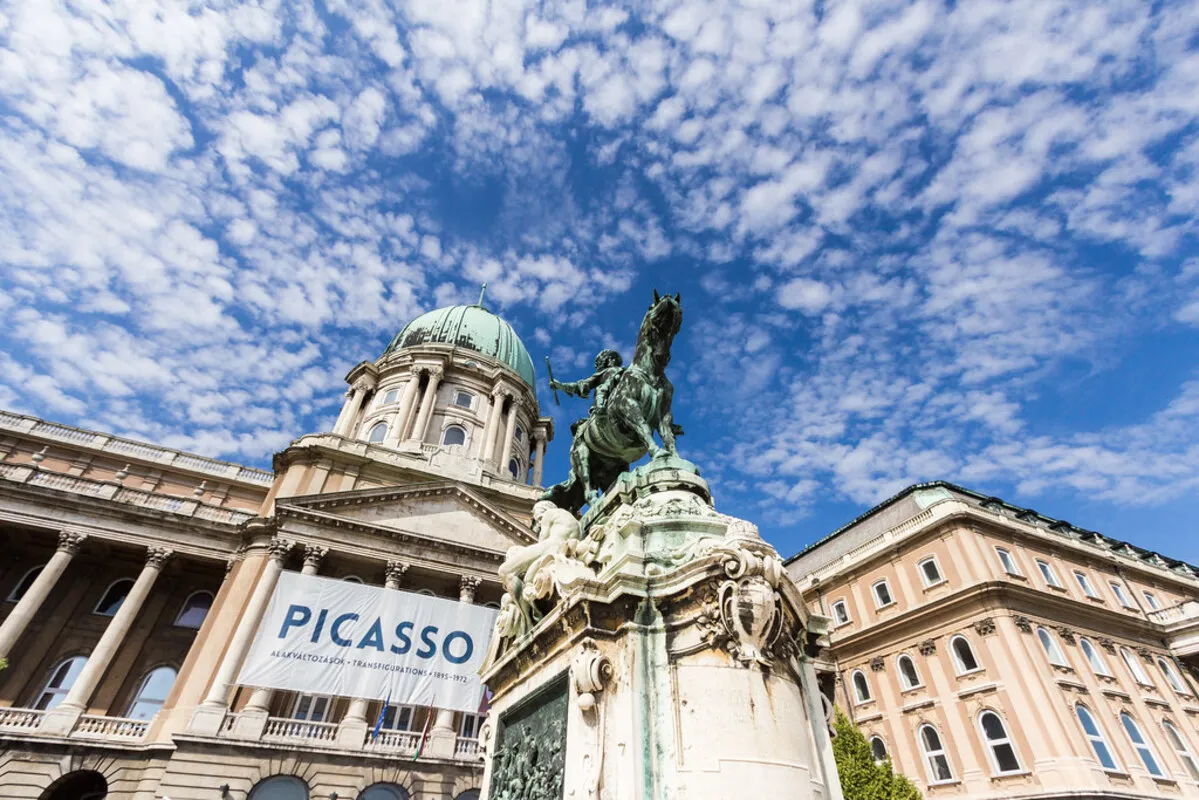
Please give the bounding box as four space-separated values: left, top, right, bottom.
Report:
2 1 1198 562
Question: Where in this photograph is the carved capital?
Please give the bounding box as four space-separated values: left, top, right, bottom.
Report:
1057 626 1077 645
918 639 937 656
1013 615 1032 633
421 365 444 381
459 574 483 602
145 547 174 569
1138 647 1154 661
303 544 329 572
56 530 88 555
1098 637 1117 654
973 617 996 636
267 537 295 563
350 376 375 393
870 656 886 672
385 560 409 587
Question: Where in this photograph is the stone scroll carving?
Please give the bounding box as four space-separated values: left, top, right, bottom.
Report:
704 520 788 669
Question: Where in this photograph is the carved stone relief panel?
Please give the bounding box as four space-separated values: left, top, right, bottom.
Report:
488 675 570 800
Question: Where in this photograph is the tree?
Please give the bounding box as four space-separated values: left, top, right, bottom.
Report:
832 709 922 800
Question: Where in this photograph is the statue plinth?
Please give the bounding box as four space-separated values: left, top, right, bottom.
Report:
480 473 842 800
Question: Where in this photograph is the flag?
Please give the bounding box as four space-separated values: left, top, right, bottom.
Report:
412 710 434 761
371 691 391 741
477 685 492 717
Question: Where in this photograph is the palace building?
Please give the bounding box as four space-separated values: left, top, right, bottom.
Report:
1 302 1198 800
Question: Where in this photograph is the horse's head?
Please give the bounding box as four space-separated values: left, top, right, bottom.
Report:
634 289 682 371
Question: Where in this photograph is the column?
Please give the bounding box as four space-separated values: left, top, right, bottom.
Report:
331 387 357 435
41 546 173 734
407 366 443 444
427 574 482 758
532 433 547 486
189 538 293 734
333 380 371 436
800 656 845 800
480 390 505 463
459 575 481 603
243 545 326 718
0 530 86 660
498 398 519 477
384 375 421 446
339 560 410 745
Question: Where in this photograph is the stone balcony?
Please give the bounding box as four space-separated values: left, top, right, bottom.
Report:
0 708 150 743
1151 600 1199 659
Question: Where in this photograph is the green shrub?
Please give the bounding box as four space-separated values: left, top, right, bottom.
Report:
832 709 922 800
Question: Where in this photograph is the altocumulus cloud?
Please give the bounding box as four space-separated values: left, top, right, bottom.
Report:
1 0 1198 554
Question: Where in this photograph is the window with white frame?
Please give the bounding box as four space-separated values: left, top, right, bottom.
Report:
454 391 474 409
34 655 87 710
1121 647 1153 685
871 580 894 608
898 654 922 689
1110 582 1136 609
1036 627 1068 667
7 564 45 602
379 388 400 406
1158 657 1189 694
442 425 467 447
292 694 331 722
95 578 134 616
978 711 1021 774
918 724 954 783
1079 638 1111 676
831 600 850 626
367 422 388 443
1076 704 1119 771
918 557 943 587
379 703 417 732
851 670 872 704
1162 719 1199 781
1144 591 1161 610
1036 559 1063 588
1075 571 1100 599
996 547 1021 576
460 712 485 739
951 635 980 674
870 736 889 763
1121 712 1167 777
174 591 213 629
126 666 177 720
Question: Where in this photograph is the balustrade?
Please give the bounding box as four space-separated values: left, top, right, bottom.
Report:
261 716 340 743
0 707 45 730
75 714 149 740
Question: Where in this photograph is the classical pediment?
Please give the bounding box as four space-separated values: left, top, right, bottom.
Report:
276 481 535 552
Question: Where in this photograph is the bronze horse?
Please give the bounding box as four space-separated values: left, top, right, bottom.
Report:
543 290 683 514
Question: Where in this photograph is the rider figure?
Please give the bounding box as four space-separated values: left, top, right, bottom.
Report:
549 349 625 427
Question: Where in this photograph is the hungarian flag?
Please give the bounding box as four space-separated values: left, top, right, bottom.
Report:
412 710 434 761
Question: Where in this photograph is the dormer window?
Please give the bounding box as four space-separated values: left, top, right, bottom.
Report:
454 391 474 409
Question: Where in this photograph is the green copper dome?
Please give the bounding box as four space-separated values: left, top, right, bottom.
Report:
384 304 536 387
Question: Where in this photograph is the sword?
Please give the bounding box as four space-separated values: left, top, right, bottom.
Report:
545 356 561 406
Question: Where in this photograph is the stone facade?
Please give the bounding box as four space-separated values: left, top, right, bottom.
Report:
787 482 1199 800
0 312 553 800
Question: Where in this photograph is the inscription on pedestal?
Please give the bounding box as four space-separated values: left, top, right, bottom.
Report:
488 675 569 800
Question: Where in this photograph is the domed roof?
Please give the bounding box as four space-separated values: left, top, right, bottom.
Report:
383 304 536 387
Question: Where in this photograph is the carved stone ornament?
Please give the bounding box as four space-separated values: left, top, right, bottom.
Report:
56 530 87 555
267 537 295 563
870 657 886 672
488 678 568 800
385 560 409 586
973 617 997 636
1013 615 1033 633
1057 626 1077 645
145 547 173 569
1098 637 1117 654
1138 647 1154 661
460 574 483 602
571 637 613 712
303 544 328 571
710 525 787 669
918 639 937 656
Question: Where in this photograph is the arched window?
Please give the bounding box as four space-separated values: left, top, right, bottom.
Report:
1036 627 1067 666
367 422 388 443
341 575 364 584
831 600 850 626
995 547 1021 576
359 784 410 800
1075 704 1118 770
950 635 980 673
442 426 467 447
1036 559 1063 588
515 426 524 442
127 665 177 720
1162 719 1199 780
897 655 922 689
1121 712 1166 777
1122 647 1152 685
871 579 893 608
94 578 134 616
851 670 872 704
174 591 213 628
978 710 1021 774
7 564 45 602
35 656 87 710
1079 638 1110 676
870 736 888 762
1158 657 1189 694
508 459 520 479
1144 591 1161 610
455 792 481 800
39 770 108 800
918 724 953 783
416 588 436 597
248 775 308 800
917 556 943 587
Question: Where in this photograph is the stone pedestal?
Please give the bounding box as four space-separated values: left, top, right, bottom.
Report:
480 460 840 800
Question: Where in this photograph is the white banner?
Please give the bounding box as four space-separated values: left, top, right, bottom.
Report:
237 572 497 713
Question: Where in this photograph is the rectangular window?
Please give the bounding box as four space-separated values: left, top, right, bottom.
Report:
831 600 850 626
872 580 894 608
454 391 473 408
292 694 330 722
996 547 1021 576
460 713 485 739
1075 572 1099 599
918 557 943 587
380 703 416 732
1144 591 1161 611
1036 560 1063 588
1110 582 1135 608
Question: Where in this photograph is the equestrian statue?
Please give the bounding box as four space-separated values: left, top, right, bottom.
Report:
542 289 684 515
